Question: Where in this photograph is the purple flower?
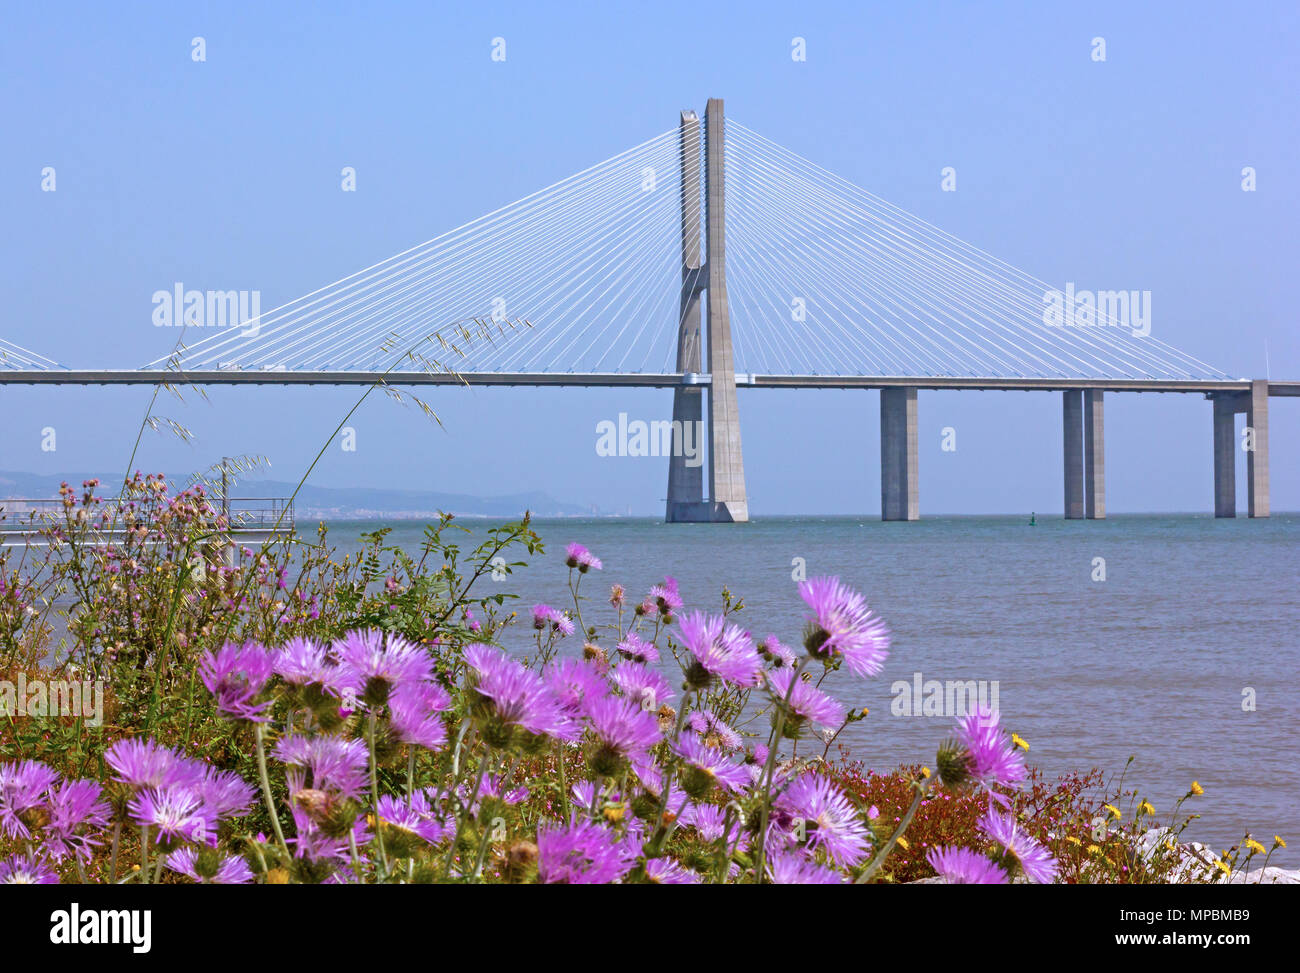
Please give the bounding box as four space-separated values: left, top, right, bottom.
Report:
43 779 111 863
765 669 846 732
389 680 451 750
648 576 683 613
927 845 1009 884
645 857 701 884
687 709 742 750
192 767 256 844
272 637 361 698
954 706 1027 787
465 644 578 743
767 849 845 884
199 641 275 722
672 733 751 795
275 735 370 800
546 657 609 719
272 637 331 685
104 738 202 791
616 631 660 664
376 792 449 845
478 775 529 806
683 803 750 852
760 635 797 669
537 819 631 884
165 847 254 884
565 542 603 573
532 603 575 638
128 787 205 843
337 630 433 701
0 853 59 884
587 695 663 760
797 576 890 677
774 773 871 867
610 662 674 711
978 809 1058 883
289 805 371 866
678 611 762 688
0 760 60 839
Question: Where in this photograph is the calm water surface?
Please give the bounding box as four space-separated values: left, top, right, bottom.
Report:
325 513 1300 865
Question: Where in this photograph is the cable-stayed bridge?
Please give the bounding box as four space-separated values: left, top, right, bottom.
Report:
2 99 1293 522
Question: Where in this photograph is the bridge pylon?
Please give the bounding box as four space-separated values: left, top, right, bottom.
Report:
665 98 749 523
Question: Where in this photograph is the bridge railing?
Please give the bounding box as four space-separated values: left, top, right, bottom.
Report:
0 497 295 533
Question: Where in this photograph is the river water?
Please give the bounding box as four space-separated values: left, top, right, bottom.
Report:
321 512 1300 865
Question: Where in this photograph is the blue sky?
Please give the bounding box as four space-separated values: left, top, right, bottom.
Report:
1 1 1296 514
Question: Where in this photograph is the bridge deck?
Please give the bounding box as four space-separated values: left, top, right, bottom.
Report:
0 370 1296 396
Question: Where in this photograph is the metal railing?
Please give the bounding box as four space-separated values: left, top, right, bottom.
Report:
0 497 295 533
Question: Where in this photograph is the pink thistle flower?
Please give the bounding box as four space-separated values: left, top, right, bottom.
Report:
565 543 603 573
678 611 762 688
926 845 1009 884
797 576 890 677
977 808 1058 883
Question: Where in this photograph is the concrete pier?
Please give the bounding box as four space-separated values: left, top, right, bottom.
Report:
1213 394 1237 517
1084 389 1105 519
665 110 706 523
880 387 919 521
1247 379 1270 518
1212 381 1270 518
1063 390 1084 519
702 98 748 522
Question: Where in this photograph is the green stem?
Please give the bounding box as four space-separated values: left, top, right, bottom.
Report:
753 659 809 883
443 750 491 877
254 722 290 859
368 709 389 879
855 782 929 884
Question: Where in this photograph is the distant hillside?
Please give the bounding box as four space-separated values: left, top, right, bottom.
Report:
0 470 605 520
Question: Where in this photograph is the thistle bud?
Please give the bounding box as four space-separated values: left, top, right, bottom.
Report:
935 738 972 790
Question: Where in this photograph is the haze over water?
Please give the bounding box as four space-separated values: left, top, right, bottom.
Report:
327 512 1300 866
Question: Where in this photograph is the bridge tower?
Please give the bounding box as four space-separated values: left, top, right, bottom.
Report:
666 98 749 523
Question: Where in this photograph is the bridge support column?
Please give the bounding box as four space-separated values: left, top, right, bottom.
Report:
665 109 706 523
703 98 748 522
1247 379 1270 518
664 99 748 523
1213 394 1237 518
1084 389 1105 519
1063 390 1084 519
880 387 918 521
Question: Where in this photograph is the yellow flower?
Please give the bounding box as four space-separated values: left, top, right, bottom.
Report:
1245 838 1266 855
1138 800 1155 816
1011 732 1029 752
860 708 869 717
602 804 626 824
1065 836 1082 846
919 766 931 779
1214 859 1231 876
1274 836 1287 849
897 837 910 851
266 867 290 884
1190 780 1204 796
1086 844 1102 855
1104 803 1121 820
